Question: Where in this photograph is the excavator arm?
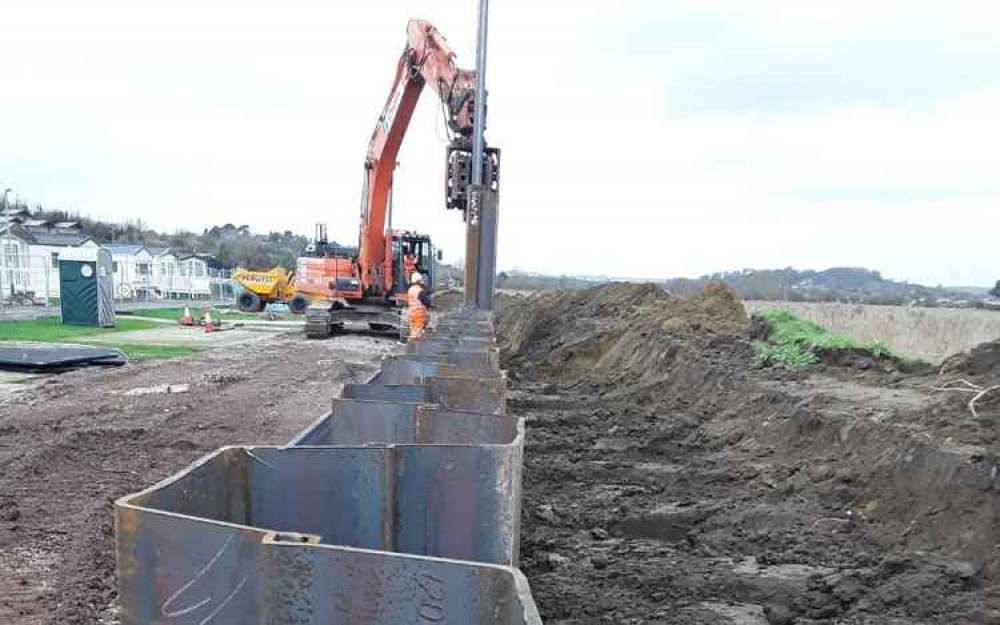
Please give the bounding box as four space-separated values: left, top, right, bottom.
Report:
358 19 476 294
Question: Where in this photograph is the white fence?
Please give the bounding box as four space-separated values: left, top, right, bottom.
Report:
0 252 57 304
110 268 235 301
0 252 234 305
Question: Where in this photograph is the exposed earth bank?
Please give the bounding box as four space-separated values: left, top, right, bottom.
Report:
499 283 1000 624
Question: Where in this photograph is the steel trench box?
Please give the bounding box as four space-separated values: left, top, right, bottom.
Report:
342 376 506 415
393 350 502 372
115 310 539 624
371 357 505 385
116 441 528 623
289 399 517 447
117 514 539 624
409 340 500 359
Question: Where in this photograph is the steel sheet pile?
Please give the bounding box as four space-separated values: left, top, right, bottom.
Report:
115 309 542 625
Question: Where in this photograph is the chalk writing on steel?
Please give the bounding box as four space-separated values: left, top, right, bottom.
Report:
416 573 446 622
161 533 247 624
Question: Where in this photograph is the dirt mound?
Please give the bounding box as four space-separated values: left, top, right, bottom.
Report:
498 282 668 357
941 338 1000 377
659 281 749 337
498 282 748 386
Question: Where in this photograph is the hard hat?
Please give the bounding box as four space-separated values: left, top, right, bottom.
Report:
411 272 425 284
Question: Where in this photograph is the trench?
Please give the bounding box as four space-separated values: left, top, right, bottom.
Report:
497 283 1000 624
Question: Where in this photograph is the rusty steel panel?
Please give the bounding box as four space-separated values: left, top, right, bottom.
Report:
116 310 540 624
121 442 525 564
116 443 529 622
266 535 540 625
342 376 505 414
409 339 499 358
342 382 428 404
394 350 501 372
290 399 516 447
427 375 506 414
373 356 504 385
117 513 538 624
288 399 421 447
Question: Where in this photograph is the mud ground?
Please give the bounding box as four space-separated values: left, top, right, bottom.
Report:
500 283 1000 624
0 332 396 625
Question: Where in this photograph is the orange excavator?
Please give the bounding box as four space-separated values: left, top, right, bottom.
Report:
301 19 496 338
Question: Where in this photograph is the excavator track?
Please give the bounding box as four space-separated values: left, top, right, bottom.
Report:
304 306 332 339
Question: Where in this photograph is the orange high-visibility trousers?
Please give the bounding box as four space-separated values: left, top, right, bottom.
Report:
408 307 428 341
407 284 428 341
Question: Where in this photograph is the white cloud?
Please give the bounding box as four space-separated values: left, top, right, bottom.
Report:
0 0 997 286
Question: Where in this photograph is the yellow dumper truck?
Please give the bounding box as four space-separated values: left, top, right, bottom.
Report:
232 267 311 314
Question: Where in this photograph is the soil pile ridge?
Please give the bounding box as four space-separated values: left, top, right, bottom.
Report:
499 282 748 388
941 337 1000 378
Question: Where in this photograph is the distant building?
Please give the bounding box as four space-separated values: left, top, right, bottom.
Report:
169 251 230 298
147 246 179 296
103 245 231 299
98 245 232 300
1 211 234 301
53 221 83 232
0 223 97 299
1 207 31 226
2 213 84 233
103 243 155 298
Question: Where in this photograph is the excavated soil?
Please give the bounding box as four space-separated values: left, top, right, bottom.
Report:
0 333 395 625
500 283 1000 624
4 284 999 625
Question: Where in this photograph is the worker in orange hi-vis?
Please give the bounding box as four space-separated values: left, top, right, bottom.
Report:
404 252 418 280
407 272 430 341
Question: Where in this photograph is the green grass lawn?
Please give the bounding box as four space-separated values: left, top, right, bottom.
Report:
753 309 890 368
95 342 201 361
0 318 200 361
0 317 160 342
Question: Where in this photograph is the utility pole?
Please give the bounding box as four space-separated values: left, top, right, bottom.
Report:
1 188 11 299
464 0 500 311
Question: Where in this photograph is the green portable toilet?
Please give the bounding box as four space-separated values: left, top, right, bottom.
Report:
59 247 115 327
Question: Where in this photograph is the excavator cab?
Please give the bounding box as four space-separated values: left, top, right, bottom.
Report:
391 232 435 297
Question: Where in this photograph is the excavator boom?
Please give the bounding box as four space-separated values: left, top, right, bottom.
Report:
303 20 476 339
358 20 476 293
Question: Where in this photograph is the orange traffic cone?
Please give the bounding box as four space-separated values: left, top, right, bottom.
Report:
203 311 215 333
180 306 194 326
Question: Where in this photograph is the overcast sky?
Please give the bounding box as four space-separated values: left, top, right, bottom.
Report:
1 1 998 286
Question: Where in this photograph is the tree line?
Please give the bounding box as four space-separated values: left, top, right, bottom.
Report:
13 201 312 270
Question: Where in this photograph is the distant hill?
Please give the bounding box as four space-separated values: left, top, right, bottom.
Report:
662 267 960 305
496 267 999 309
949 286 991 297
496 271 606 291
